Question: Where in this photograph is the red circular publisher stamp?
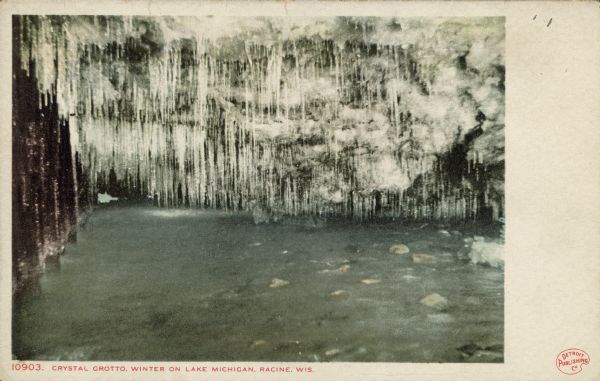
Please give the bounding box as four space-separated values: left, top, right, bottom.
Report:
556 348 590 375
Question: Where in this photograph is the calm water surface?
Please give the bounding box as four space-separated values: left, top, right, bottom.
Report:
14 206 503 362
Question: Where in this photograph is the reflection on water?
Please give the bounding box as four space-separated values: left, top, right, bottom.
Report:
13 206 503 362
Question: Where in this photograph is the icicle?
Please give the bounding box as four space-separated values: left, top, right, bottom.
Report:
16 16 503 223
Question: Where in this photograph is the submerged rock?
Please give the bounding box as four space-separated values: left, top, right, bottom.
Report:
389 244 410 255
338 264 351 273
427 313 454 323
317 269 334 274
329 290 350 299
361 278 381 285
420 293 449 309
485 344 504 353
269 278 290 288
458 343 503 361
344 244 361 253
325 348 341 356
412 253 434 263
402 274 420 281
468 350 503 362
457 343 483 358
250 339 268 349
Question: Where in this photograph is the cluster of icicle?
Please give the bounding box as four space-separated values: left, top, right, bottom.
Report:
17 16 504 221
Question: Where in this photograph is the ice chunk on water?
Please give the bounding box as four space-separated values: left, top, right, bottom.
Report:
97 192 119 204
468 236 504 269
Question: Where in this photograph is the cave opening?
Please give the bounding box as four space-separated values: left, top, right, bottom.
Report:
12 15 505 363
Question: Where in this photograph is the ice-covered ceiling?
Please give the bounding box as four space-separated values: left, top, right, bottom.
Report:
16 16 504 221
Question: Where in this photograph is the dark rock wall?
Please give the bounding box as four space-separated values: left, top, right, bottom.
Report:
12 17 84 293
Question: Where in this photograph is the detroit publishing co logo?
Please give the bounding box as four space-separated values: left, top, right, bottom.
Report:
556 348 591 375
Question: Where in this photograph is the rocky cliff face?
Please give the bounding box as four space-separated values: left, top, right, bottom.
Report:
13 15 504 289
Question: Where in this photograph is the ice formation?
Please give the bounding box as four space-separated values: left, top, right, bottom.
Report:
12 16 505 289
15 16 504 219
467 237 505 269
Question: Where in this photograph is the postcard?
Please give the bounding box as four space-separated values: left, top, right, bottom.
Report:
0 1 598 380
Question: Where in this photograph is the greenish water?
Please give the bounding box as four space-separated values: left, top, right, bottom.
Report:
13 206 503 362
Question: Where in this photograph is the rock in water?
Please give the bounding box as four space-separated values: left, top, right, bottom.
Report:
485 344 504 353
329 290 350 299
325 348 341 356
456 343 483 358
338 264 351 273
269 278 289 288
361 278 381 285
389 244 410 255
412 253 434 263
457 342 503 361
468 350 504 362
250 339 268 349
420 293 449 309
